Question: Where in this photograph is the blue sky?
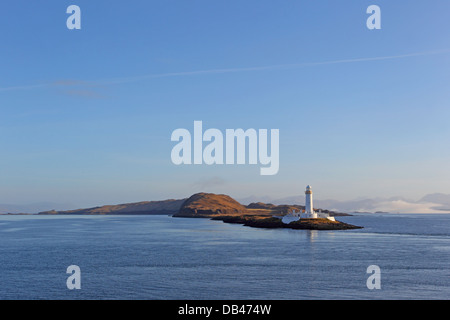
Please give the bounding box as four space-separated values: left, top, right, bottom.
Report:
1 1 450 208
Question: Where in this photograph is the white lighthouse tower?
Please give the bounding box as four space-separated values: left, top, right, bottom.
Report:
303 185 318 219
281 185 336 224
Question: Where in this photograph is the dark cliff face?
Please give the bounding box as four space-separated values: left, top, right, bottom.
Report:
175 193 250 217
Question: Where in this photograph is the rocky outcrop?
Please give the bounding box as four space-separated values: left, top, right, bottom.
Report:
211 216 362 230
175 193 249 217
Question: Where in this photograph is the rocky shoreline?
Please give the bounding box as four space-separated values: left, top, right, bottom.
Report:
184 215 363 230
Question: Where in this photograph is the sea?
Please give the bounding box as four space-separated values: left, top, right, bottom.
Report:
0 213 448 300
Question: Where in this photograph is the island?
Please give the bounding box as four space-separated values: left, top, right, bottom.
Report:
173 193 362 230
38 192 362 230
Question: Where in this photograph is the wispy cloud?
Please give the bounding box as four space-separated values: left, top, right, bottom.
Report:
2 48 450 92
0 83 48 92
0 78 108 98
192 176 227 190
52 79 93 86
52 79 107 99
98 48 450 85
63 89 106 99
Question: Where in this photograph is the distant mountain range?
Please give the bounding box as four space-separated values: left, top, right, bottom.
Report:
239 193 450 214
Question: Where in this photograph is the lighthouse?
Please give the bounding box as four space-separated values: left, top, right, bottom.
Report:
281 185 336 224
304 185 318 218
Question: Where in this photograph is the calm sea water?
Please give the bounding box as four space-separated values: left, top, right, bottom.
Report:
0 213 448 300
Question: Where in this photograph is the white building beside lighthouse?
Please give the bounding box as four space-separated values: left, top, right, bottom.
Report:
281 185 335 224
